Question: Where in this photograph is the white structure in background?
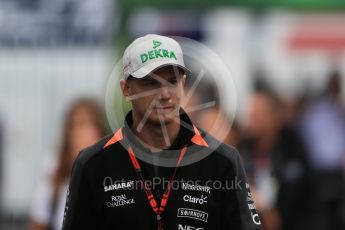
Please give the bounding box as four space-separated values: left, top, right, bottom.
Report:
257 10 345 98
0 48 114 215
0 0 116 45
202 8 253 119
0 0 117 217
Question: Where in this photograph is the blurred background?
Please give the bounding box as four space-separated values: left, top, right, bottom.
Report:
0 0 345 229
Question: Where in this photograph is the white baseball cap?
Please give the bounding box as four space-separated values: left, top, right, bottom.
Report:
123 34 191 80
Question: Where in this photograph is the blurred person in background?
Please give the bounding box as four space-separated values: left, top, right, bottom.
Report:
299 70 345 230
29 98 105 230
197 106 239 146
182 81 237 146
240 84 314 230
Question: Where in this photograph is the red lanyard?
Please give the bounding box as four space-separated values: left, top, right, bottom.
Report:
127 146 187 230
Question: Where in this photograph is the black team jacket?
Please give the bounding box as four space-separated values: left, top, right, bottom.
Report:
62 111 262 230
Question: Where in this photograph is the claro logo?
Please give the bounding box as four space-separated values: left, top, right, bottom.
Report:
183 195 208 205
178 224 204 230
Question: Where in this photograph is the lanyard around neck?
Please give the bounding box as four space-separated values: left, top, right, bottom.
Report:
127 146 187 230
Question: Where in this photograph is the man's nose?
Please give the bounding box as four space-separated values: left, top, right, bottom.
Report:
159 86 171 100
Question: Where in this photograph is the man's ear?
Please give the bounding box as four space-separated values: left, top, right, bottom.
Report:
120 79 131 98
181 74 186 86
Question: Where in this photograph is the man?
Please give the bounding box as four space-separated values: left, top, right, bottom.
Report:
62 34 262 230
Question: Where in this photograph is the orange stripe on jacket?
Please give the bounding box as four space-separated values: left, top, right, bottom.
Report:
103 128 123 148
104 126 208 148
191 126 209 147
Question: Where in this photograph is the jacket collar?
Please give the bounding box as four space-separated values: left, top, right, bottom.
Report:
103 108 208 150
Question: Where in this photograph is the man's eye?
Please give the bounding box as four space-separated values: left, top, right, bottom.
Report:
169 79 178 85
144 80 157 86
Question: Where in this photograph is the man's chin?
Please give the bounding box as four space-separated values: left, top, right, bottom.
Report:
149 112 178 126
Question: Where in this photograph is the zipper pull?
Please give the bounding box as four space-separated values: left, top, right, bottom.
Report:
157 214 163 230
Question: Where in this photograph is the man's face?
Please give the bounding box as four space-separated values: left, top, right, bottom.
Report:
120 66 185 126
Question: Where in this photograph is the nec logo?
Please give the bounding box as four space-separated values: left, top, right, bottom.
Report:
178 224 204 230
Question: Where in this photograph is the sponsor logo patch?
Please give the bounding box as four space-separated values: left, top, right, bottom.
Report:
177 208 208 222
104 180 134 192
183 194 208 205
106 194 135 207
182 183 211 194
178 224 204 230
246 183 261 225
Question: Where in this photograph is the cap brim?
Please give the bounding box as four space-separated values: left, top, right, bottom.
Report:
130 61 191 79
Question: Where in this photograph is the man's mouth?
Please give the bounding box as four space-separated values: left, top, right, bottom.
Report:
153 106 174 113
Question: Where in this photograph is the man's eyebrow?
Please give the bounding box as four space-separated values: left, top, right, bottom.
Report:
140 77 159 83
144 75 178 83
144 70 184 87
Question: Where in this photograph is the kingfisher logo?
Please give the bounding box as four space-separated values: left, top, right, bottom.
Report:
182 183 211 194
178 224 204 230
